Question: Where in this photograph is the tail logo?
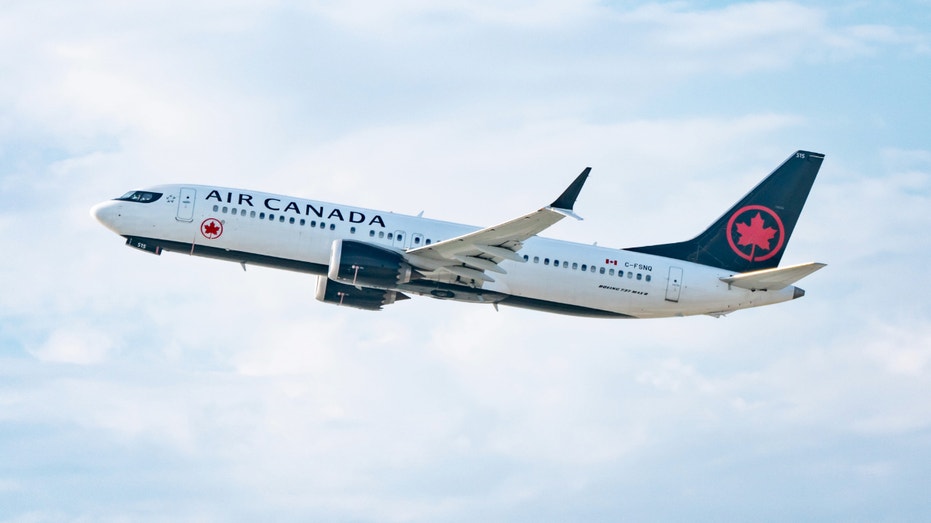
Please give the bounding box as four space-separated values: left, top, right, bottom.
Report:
726 205 785 262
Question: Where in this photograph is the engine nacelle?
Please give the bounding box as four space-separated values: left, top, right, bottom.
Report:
327 240 412 290
315 277 407 311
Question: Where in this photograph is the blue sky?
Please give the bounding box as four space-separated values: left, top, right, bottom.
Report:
2 1 930 521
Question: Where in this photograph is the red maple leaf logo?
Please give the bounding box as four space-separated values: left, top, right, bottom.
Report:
726 205 785 263
201 218 223 239
735 212 777 252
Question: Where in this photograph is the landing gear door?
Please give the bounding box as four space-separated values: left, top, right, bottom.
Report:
176 187 196 222
665 266 683 302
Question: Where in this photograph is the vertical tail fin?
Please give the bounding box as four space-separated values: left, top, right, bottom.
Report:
628 151 824 273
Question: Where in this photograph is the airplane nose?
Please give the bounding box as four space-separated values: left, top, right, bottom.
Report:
90 200 121 233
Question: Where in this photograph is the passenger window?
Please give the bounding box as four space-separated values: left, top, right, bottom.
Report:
637 273 642 280
524 255 529 262
241 209 246 216
312 221 318 227
599 267 605 274
260 212 266 219
414 237 421 244
609 269 615 276
627 271 633 278
387 233 394 240
553 259 559 267
351 227 356 234
426 239 432 245
279 216 285 222
379 231 385 238
231 208 237 214
289 217 295 224
213 205 219 212
250 211 256 218
269 214 275 221
590 266 596 273
544 258 550 266
646 275 652 282
330 224 335 230
222 206 228 213
369 230 375 237
300 219 306 226
397 234 403 241
534 256 539 263
581 264 587 271
563 261 568 268
572 263 578 270
320 222 325 229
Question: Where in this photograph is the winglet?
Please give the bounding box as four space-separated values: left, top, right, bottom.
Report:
551 167 591 211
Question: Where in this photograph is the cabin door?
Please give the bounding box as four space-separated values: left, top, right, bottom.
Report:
665 266 683 302
176 187 196 222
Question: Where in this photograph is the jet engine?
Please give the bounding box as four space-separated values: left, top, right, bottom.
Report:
327 240 413 289
315 277 408 311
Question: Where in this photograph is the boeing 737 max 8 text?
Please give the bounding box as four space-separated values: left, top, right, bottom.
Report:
92 151 826 318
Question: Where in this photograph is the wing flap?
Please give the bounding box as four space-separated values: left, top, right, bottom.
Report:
720 262 826 291
441 265 496 283
454 254 508 274
473 244 525 263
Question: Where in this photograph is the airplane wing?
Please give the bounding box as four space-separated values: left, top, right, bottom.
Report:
720 262 827 291
404 168 590 283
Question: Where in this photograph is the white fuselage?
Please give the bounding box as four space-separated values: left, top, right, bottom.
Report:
92 184 800 318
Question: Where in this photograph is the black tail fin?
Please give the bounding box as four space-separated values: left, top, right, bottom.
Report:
628 151 824 273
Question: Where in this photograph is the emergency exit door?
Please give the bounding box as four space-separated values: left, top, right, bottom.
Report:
665 266 683 302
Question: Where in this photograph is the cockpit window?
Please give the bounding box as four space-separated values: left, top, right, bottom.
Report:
116 191 163 203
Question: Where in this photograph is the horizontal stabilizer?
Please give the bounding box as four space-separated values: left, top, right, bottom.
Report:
720 262 826 291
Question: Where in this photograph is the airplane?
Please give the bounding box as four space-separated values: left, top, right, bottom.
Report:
91 150 825 318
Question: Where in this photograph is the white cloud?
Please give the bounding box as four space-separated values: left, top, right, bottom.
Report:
28 326 115 365
623 2 823 52
304 0 601 34
863 323 931 377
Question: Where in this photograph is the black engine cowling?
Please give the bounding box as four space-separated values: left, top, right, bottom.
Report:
315 277 408 311
327 240 412 289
